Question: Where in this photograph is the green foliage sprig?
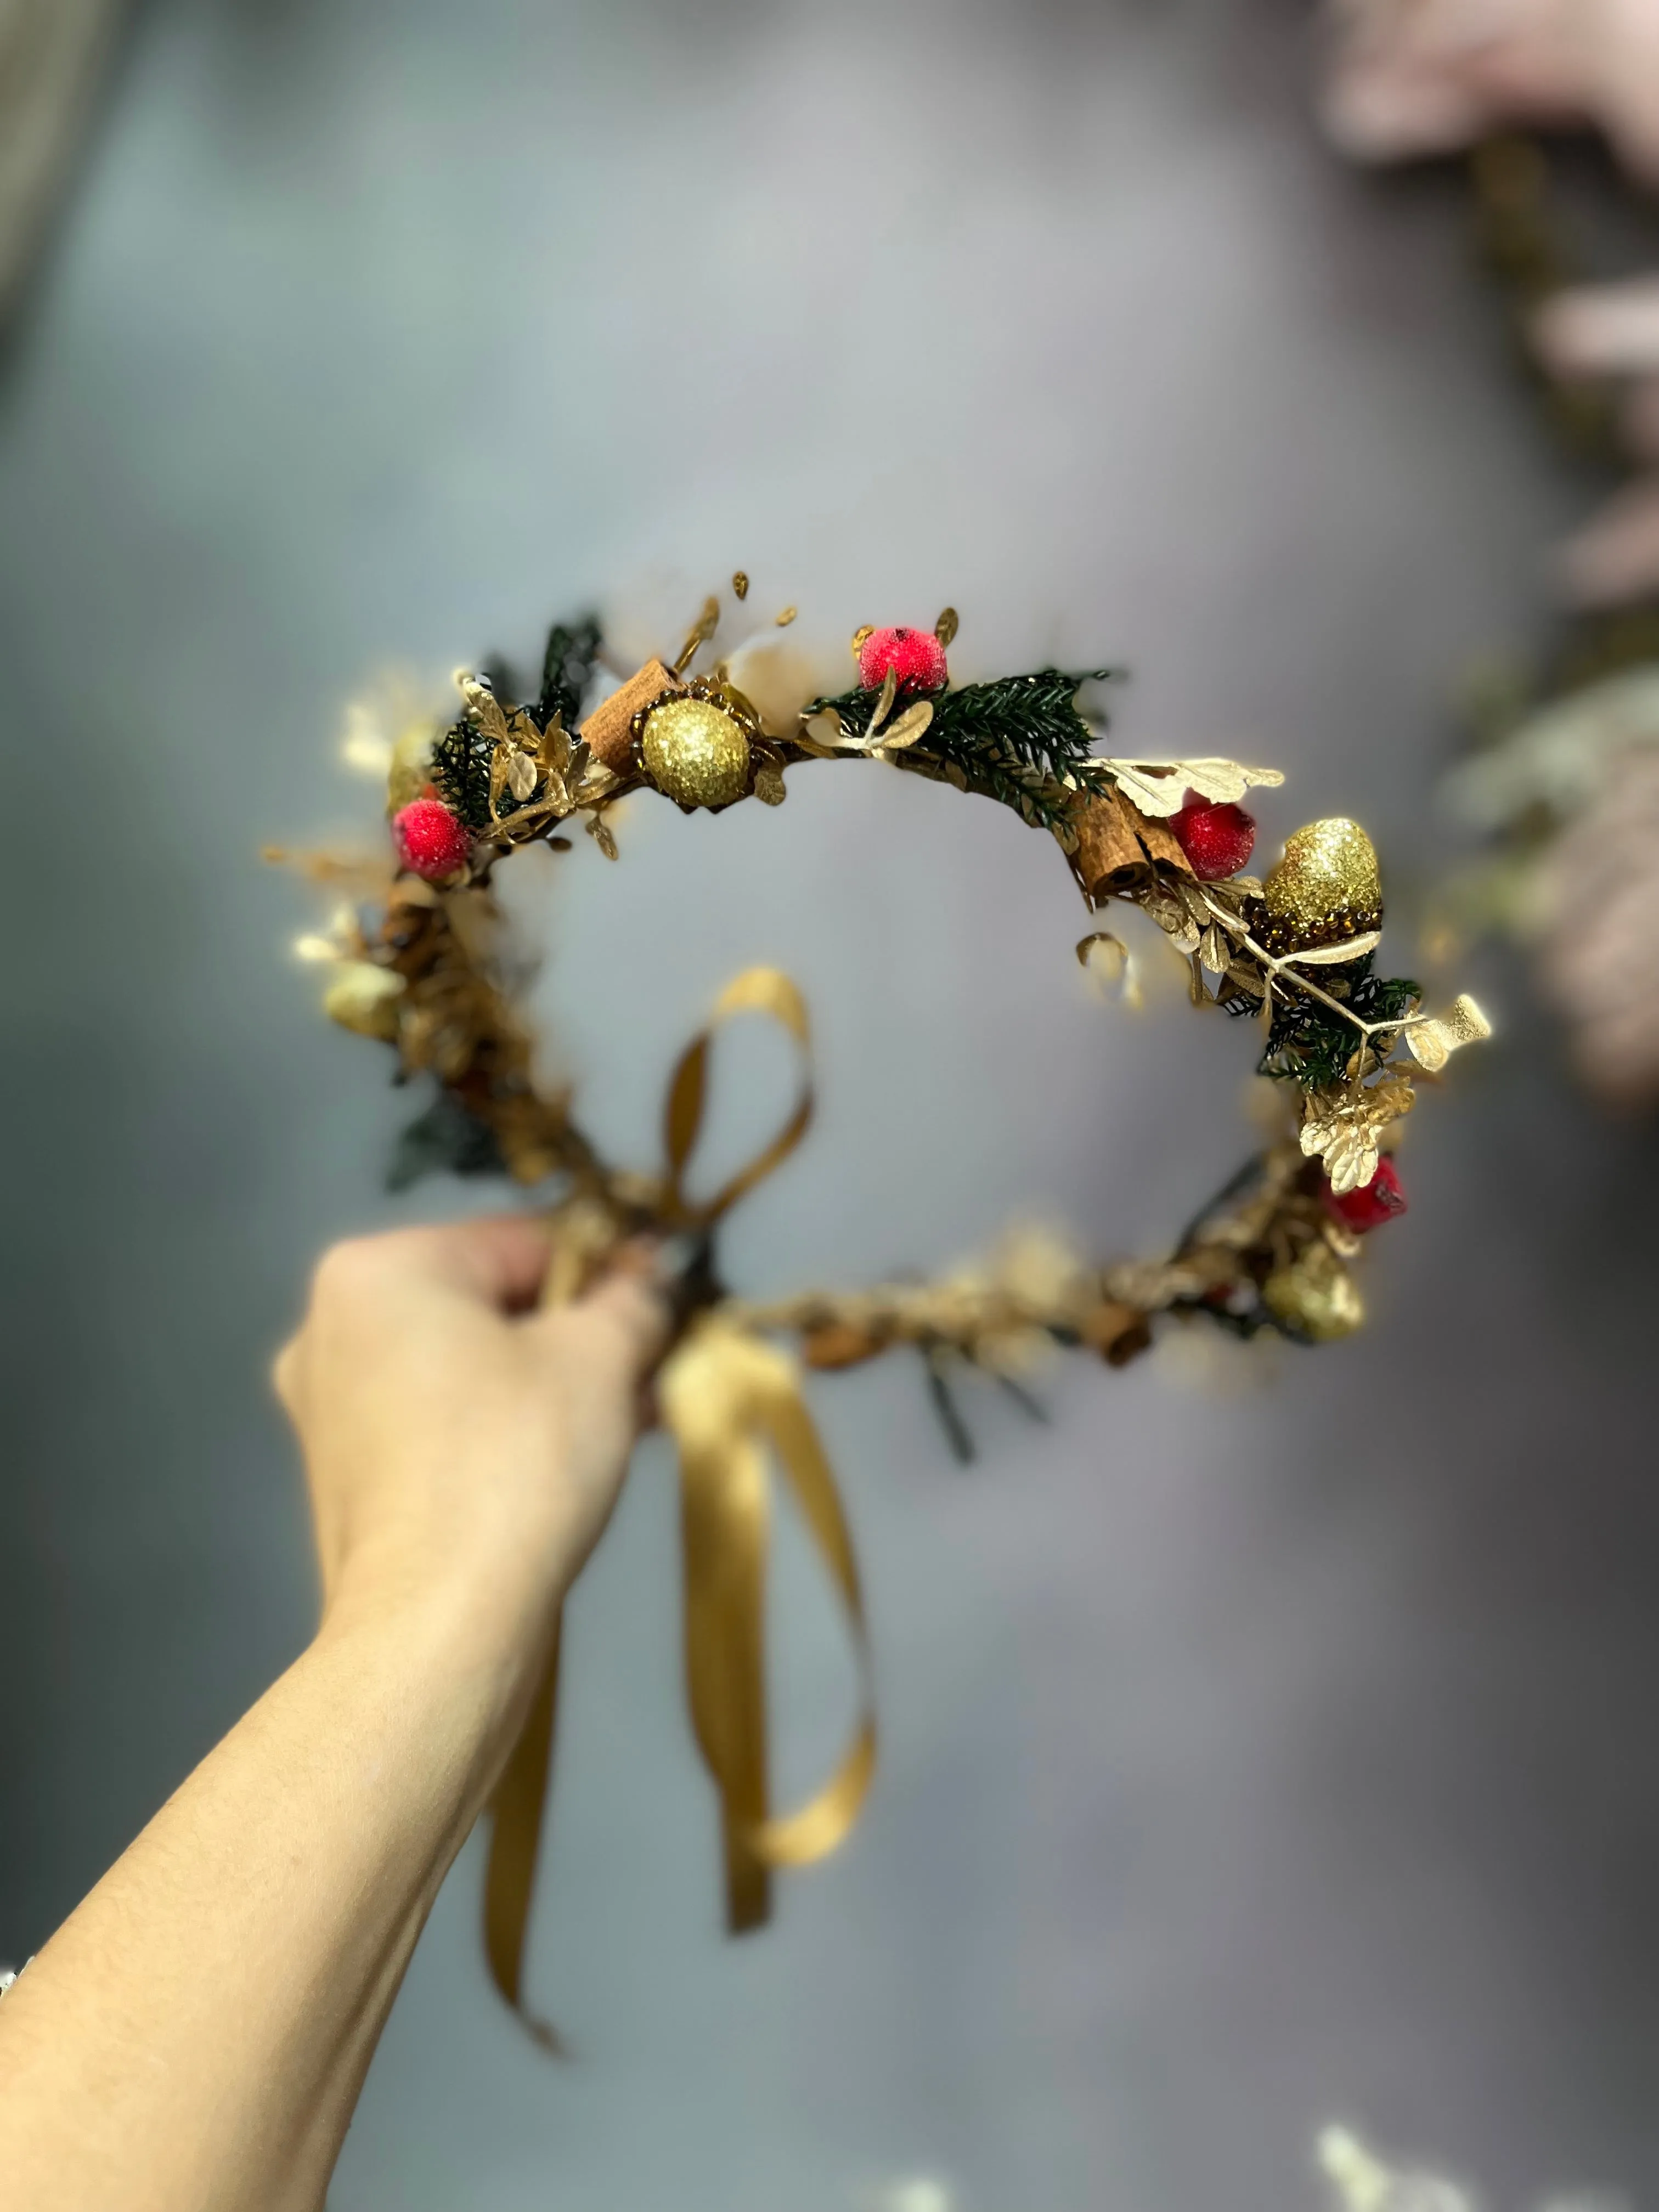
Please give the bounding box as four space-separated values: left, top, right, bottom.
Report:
433 617 605 833
430 719 499 831
809 668 1120 832
1249 963 1423 1088
536 615 603 731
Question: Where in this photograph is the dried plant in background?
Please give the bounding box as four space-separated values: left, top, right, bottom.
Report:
1319 2 1659 1104
1321 0 1659 609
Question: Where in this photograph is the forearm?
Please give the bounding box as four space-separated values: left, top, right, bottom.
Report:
0 1594 545 2212
0 1221 662 2210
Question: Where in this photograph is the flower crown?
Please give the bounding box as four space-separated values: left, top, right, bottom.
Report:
277 584 1487 2040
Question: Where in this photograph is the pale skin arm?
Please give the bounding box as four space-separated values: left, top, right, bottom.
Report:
0 1216 667 2212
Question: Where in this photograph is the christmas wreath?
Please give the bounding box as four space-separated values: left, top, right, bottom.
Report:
276 584 1488 2041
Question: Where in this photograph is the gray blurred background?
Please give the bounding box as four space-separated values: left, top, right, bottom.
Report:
5 2 1659 2208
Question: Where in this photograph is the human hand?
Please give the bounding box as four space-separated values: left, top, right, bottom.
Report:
1319 0 1659 182
274 1216 669 1664
0 1220 668 2211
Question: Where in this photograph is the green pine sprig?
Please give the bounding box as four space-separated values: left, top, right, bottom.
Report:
535 615 603 731
1248 964 1423 1089
808 668 1121 833
387 1090 508 1190
430 719 497 832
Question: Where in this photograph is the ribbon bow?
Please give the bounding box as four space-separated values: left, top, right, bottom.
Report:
482 969 877 2044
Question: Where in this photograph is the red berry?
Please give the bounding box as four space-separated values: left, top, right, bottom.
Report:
858 625 949 693
1324 1154 1407 1233
1170 796 1256 880
392 797 470 882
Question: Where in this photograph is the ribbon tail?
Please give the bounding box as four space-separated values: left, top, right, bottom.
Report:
678 1408 773 1932
483 1615 564 2051
750 1378 877 1870
663 1321 877 1936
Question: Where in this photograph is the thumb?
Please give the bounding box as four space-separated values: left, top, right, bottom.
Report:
525 1242 673 1386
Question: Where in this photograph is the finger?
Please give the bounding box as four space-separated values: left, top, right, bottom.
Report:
1534 279 1659 379
524 1244 673 1382
1319 40 1496 165
577 1252 674 1373
325 1215 556 1312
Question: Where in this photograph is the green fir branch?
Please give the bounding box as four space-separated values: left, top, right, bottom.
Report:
387 1090 508 1191
1248 964 1423 1089
928 669 1120 786
429 719 498 832
808 668 1121 833
536 615 603 731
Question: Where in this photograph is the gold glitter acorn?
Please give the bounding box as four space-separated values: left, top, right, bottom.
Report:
1260 817 1382 955
640 694 753 809
1262 1242 1364 1342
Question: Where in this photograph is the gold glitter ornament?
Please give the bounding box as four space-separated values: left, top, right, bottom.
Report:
1262 1241 1365 1341
1261 817 1383 953
640 694 753 809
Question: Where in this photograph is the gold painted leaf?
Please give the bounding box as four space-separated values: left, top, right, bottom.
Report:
542 714 574 776
1299 1075 1416 1191
1438 994 1492 1047
1076 931 1138 1003
753 763 787 806
676 594 720 671
1404 995 1491 1073
877 700 934 752
572 758 616 806
1404 1022 1450 1073
1178 759 1286 805
1104 758 1286 818
867 666 898 738
1177 878 1215 933
1322 1128 1379 1196
1141 885 1201 953
1280 930 1384 968
585 813 619 861
459 674 509 744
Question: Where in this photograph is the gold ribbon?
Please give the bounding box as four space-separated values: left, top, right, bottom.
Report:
483 968 876 2034
663 1314 877 1931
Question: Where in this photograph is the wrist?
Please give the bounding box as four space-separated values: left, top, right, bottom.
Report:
313 1569 559 1794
